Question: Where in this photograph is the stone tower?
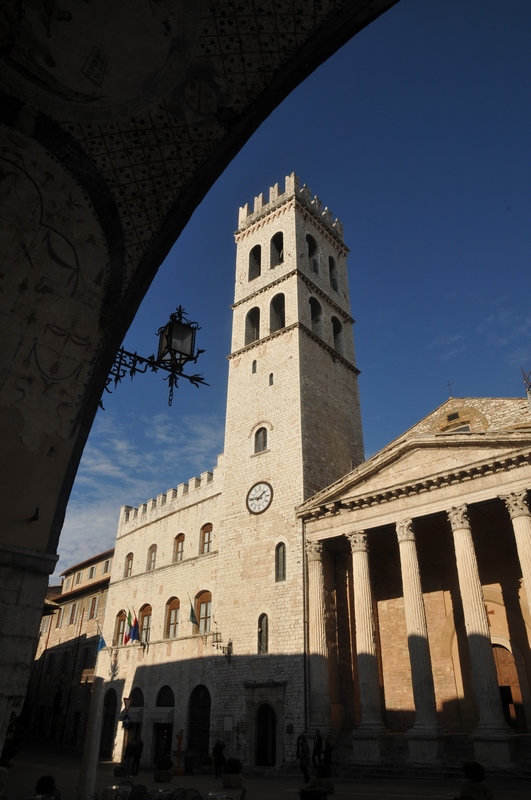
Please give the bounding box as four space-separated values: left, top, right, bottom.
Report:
214 174 364 752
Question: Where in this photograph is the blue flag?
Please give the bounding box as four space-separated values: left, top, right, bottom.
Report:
97 634 106 652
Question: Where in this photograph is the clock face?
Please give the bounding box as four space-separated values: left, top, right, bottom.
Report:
246 482 273 514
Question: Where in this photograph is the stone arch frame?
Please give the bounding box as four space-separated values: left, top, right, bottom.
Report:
249 420 273 454
245 684 285 767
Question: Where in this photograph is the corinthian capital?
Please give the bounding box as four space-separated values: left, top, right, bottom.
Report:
346 531 368 553
447 505 470 531
501 491 530 520
396 518 415 543
306 540 324 562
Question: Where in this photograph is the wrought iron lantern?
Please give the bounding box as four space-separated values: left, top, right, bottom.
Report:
104 306 207 407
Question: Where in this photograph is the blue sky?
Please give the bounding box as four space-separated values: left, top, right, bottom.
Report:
55 0 531 578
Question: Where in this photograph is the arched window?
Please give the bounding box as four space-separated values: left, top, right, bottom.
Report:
165 597 180 639
270 232 283 268
248 244 261 280
156 685 175 707
306 234 318 273
329 256 338 291
245 307 260 345
147 544 157 571
332 316 343 354
252 359 257 374
173 534 185 562
140 604 152 643
124 552 134 578
201 523 213 554
309 297 322 336
195 591 212 634
130 687 144 708
270 293 285 333
258 613 268 655
255 427 267 453
114 610 126 646
275 543 286 582
269 373 274 386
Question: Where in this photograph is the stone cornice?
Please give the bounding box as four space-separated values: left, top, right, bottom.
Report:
298 442 531 521
231 268 354 323
228 321 360 375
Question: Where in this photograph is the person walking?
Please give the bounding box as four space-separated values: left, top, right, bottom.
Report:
311 729 323 768
124 740 135 777
299 735 310 784
213 739 226 779
132 738 144 776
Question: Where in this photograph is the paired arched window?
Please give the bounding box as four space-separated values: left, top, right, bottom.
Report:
331 316 343 354
165 598 180 639
309 297 322 336
147 544 157 571
258 614 269 654
275 543 286 582
173 534 185 563
255 427 267 453
140 604 152 643
245 307 260 345
249 245 261 280
201 524 213 554
270 293 285 333
329 256 338 291
114 610 126 646
306 234 318 273
270 232 283 268
124 552 134 578
195 591 212 634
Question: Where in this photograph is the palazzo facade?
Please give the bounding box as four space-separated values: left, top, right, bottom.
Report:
300 397 531 766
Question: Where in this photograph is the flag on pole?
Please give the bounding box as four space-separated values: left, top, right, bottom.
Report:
123 610 133 644
130 614 140 643
97 633 107 652
189 602 199 627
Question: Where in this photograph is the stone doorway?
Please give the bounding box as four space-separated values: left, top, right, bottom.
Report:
188 685 211 755
492 644 527 731
256 703 276 766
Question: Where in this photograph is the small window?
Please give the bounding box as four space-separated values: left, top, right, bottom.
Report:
269 373 274 386
252 360 257 374
245 307 260 345
173 534 185 563
114 610 126 646
331 316 343 354
201 524 213 554
89 565 96 579
248 244 261 280
270 293 285 333
140 605 152 643
255 427 267 453
102 559 111 574
75 571 82 585
59 650 69 674
80 646 92 671
329 256 338 291
68 603 78 626
275 543 286 582
196 591 212 634
40 616 50 635
64 577 71 591
55 607 64 628
45 653 54 676
309 297 322 336
306 234 318 273
166 598 180 639
88 596 98 620
147 544 157 571
124 553 134 578
447 412 459 421
270 232 284 267
258 613 268 654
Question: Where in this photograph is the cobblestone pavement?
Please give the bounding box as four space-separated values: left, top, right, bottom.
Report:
5 737 531 800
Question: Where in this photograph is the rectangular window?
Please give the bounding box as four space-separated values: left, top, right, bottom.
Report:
60 650 69 674
55 607 64 628
45 653 54 676
80 646 92 671
88 565 96 579
199 600 211 634
68 603 78 625
40 616 50 635
64 577 71 591
88 596 98 620
75 571 82 585
102 559 111 574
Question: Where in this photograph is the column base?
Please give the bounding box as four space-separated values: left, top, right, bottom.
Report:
351 725 387 764
471 725 516 766
406 727 442 764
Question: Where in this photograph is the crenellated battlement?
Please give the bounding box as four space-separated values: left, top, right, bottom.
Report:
237 172 344 242
118 460 222 531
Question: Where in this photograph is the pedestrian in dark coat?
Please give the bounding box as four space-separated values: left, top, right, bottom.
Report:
213 739 226 779
299 735 310 784
312 729 323 767
124 740 135 776
132 738 144 775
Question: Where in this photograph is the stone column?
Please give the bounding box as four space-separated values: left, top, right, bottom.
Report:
501 491 531 620
347 531 385 762
306 540 330 728
396 519 440 762
447 505 512 764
